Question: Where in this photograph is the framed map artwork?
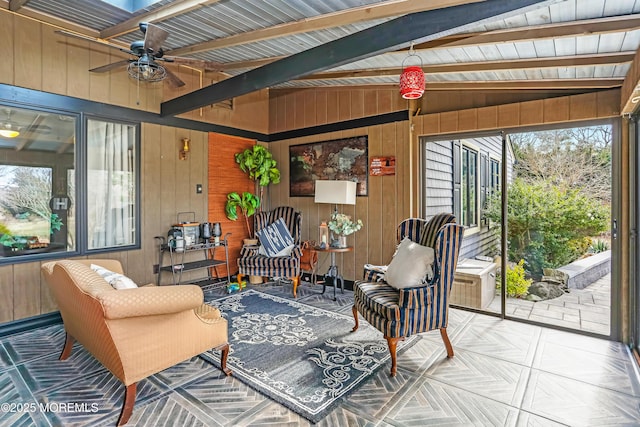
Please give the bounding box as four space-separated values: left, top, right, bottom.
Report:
289 136 368 196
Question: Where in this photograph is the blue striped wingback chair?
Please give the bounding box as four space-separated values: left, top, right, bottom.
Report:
352 213 464 376
237 206 303 297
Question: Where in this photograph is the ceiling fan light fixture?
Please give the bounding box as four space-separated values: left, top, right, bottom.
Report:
127 59 166 82
0 122 19 138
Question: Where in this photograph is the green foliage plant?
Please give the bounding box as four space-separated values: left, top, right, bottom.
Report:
500 259 532 298
484 178 609 277
226 145 281 238
589 239 610 254
225 192 260 237
234 145 281 209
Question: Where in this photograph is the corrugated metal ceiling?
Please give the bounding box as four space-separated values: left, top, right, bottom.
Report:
8 0 640 93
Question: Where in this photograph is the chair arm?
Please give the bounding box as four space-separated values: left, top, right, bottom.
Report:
290 245 302 259
397 284 435 309
363 264 386 282
239 245 259 257
99 285 204 320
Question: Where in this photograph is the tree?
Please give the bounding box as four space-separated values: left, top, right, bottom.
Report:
509 126 611 204
0 166 52 222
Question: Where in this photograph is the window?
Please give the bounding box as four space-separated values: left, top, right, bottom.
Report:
461 145 478 227
490 158 500 194
0 106 77 258
87 119 137 250
0 104 139 262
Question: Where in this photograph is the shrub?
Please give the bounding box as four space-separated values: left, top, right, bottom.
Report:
499 259 532 298
589 239 610 253
484 178 609 277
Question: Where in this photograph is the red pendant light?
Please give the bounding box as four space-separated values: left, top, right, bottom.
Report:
399 46 425 99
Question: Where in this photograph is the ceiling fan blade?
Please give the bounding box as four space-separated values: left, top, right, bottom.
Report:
90 59 132 73
164 67 185 88
55 30 133 55
143 23 169 55
163 56 224 72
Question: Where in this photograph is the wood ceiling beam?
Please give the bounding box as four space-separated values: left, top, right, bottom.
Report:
424 78 623 90
8 0 29 12
297 52 635 80
621 45 640 115
422 13 640 49
167 0 484 57
162 0 558 116
100 0 223 40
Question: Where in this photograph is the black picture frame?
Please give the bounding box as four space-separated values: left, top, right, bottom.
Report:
289 135 368 197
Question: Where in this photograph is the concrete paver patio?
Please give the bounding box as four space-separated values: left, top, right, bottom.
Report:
486 273 611 335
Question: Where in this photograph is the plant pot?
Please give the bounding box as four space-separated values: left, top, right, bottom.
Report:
250 275 263 284
243 238 258 246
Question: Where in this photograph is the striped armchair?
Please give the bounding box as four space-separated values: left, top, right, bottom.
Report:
352 213 464 376
237 206 303 297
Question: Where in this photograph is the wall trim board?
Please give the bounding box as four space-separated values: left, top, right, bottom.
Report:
268 110 409 141
0 311 62 338
0 84 268 142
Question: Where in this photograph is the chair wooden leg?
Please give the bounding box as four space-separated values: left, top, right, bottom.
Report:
218 343 232 376
385 336 404 377
440 328 454 358
351 305 359 332
59 333 74 360
291 276 300 298
116 383 136 426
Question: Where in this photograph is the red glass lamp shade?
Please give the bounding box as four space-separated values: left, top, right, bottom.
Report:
399 66 425 99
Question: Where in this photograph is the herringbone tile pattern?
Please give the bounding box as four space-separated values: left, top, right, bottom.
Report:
0 281 639 426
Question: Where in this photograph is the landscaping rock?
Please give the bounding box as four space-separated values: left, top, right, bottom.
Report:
528 281 566 301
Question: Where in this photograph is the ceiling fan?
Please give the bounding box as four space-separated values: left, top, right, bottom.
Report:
57 23 222 88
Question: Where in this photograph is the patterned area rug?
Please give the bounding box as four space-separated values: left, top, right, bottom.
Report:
201 289 418 423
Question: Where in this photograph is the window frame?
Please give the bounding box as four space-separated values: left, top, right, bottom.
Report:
0 103 141 265
459 142 480 229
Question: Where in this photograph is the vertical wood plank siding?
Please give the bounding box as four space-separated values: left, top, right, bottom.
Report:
0 15 268 322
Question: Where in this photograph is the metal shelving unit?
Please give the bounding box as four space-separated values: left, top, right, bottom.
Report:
155 233 231 288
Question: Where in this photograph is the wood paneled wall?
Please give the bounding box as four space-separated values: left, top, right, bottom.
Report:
269 87 408 134
269 122 411 284
0 11 269 134
208 133 256 277
268 89 622 284
0 14 269 322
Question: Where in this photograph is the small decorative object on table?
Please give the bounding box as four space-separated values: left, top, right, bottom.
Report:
328 213 363 248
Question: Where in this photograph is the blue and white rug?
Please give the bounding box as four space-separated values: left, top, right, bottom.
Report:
201 289 418 423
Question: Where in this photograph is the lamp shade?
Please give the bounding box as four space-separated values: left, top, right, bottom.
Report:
399 66 425 99
314 180 357 205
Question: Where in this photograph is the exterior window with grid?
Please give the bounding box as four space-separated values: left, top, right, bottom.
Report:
453 141 478 228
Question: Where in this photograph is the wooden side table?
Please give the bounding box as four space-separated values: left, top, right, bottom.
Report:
314 245 353 300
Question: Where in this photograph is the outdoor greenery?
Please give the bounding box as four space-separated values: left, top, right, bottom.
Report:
589 239 610 254
499 259 532 298
485 126 611 279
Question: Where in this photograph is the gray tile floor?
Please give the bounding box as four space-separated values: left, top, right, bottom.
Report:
0 281 638 426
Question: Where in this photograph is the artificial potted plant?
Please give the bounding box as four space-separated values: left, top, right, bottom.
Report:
225 145 281 245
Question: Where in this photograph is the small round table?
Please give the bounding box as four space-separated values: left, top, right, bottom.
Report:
314 245 353 300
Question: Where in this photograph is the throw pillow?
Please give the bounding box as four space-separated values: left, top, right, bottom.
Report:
90 264 138 290
256 217 295 257
384 238 435 289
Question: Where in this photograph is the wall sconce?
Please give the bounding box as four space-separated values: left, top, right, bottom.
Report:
179 137 190 160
